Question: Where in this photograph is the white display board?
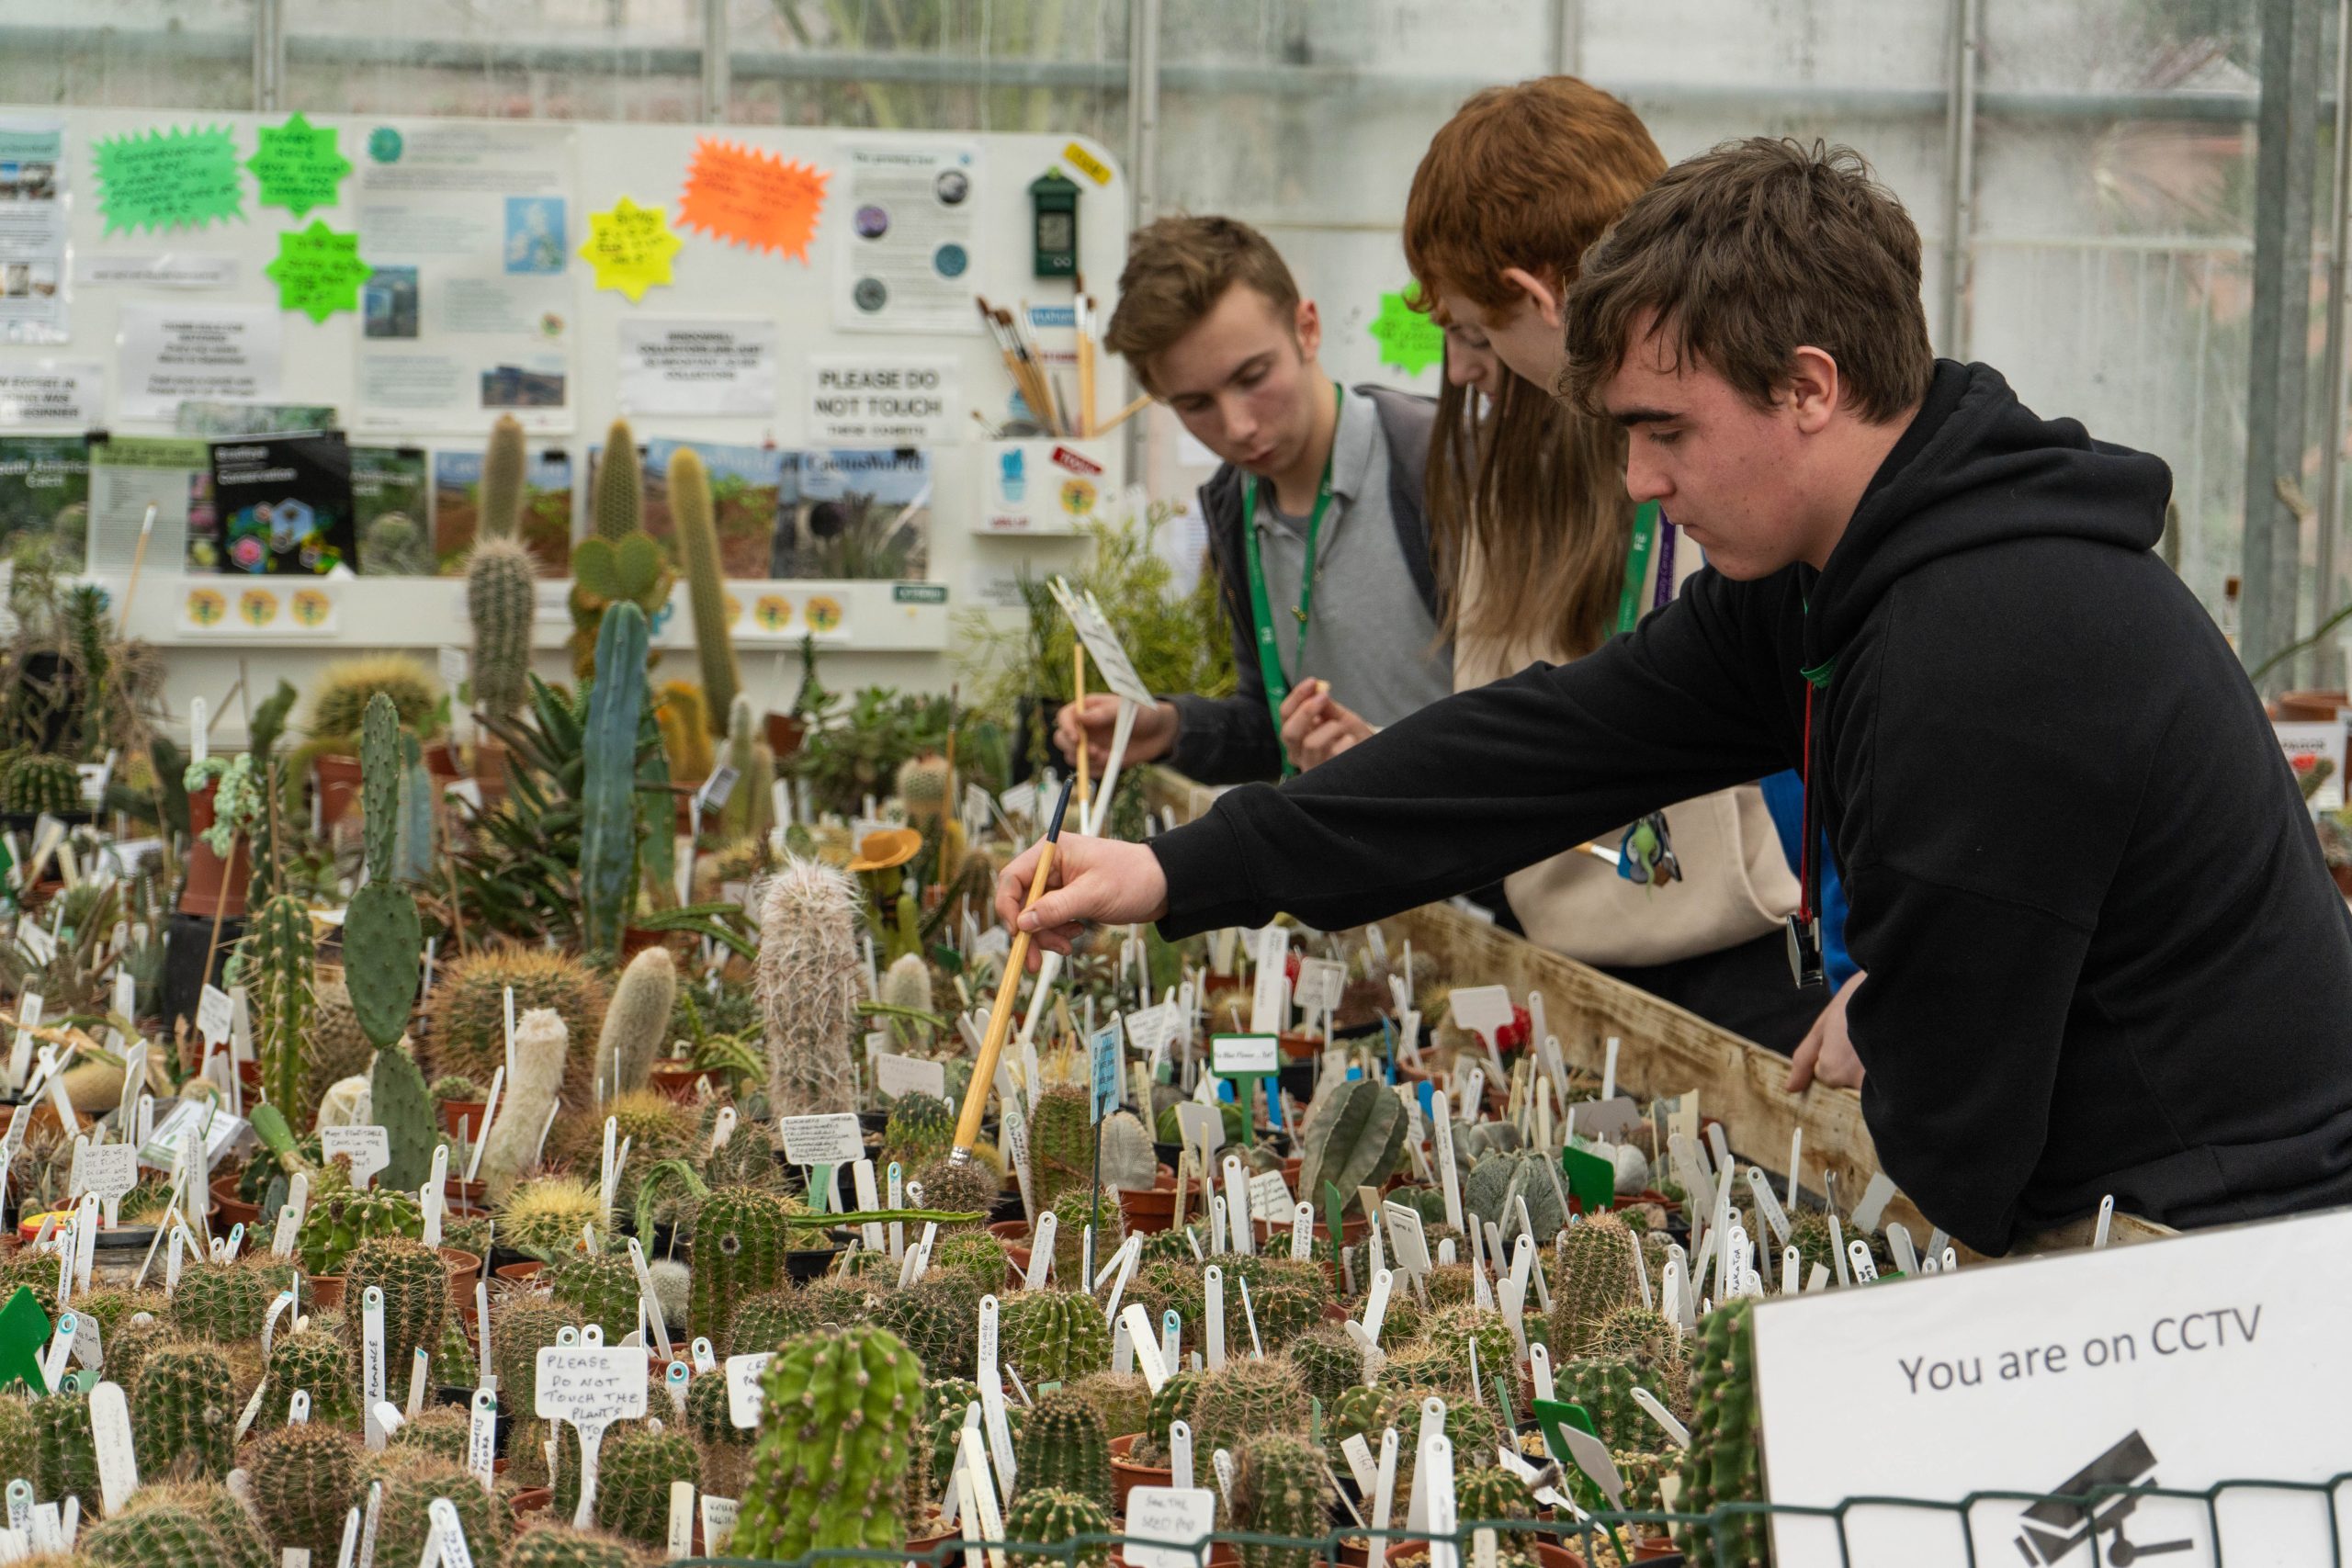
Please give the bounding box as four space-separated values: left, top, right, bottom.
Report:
0 107 1130 738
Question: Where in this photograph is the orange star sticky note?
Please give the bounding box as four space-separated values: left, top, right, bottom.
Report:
580 196 684 302
677 138 829 263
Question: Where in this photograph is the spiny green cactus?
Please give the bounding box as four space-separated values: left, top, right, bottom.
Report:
881 1090 955 1170
345 1235 450 1372
689 1369 754 1495
1187 1356 1311 1461
362 511 427 575
389 1405 469 1464
1285 1323 1363 1408
436 1314 480 1387
1299 1078 1408 1208
1453 1463 1541 1539
1557 1356 1646 1452
1067 1371 1150 1447
260 1327 360 1428
870 1270 980 1382
1003 1289 1111 1386
1131 1371 1202 1467
910 1152 999 1225
1331 1388 1503 1524
481 414 528 541
369 1453 503 1568
30 1387 100 1510
167 1255 279 1341
1414 1303 1519 1391
689 1186 795 1355
466 536 537 722
1464 1146 1565 1244
426 943 611 1102
130 1339 237 1480
1232 1431 1329 1568
1587 1303 1689 1416
1003 1486 1112 1568
346 694 423 1051
1674 1300 1763 1568
1049 1186 1122 1282
1012 1386 1112 1510
580 601 650 958
759 857 862 1121
928 1228 1011 1296
733 1325 924 1562
243 893 314 1118
371 1043 437 1194
103 1312 173 1393
594 422 642 544
492 1294 575 1421
1550 1213 1643 1355
250 1422 362 1559
670 446 740 737
592 1425 700 1547
1029 1086 1093 1210
717 694 776 843
548 1250 643 1343
305 655 442 743
597 947 676 1098
80 1502 243 1568
0 753 82 817
726 1288 819 1359
510 1524 649 1568
299 1167 426 1276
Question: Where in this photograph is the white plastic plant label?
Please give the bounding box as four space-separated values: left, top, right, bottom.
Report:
1383 1201 1433 1276
1209 1034 1277 1076
1123 1485 1218 1568
467 1390 496 1489
87 1381 136 1515
697 1496 739 1556
1247 927 1288 1033
321 1126 390 1190
874 1054 947 1101
1292 958 1345 1017
777 1113 862 1167
723 1352 772 1429
361 1289 388 1450
196 985 233 1046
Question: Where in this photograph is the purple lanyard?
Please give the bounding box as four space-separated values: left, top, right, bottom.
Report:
1652 517 1679 610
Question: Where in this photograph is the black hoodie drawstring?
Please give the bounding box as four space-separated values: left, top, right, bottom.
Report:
1789 657 1837 988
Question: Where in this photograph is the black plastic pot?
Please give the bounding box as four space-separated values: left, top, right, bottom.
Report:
785 1243 843 1282
163 908 244 1035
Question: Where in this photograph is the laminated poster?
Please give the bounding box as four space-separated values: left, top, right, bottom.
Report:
586 437 785 578
0 434 88 570
0 116 69 345
87 434 206 574
431 445 572 576
208 432 356 576
117 303 284 422
835 141 982 333
356 120 577 434
589 440 931 582
350 446 431 575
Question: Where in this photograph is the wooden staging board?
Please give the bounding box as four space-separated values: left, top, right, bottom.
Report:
1140 767 2171 1263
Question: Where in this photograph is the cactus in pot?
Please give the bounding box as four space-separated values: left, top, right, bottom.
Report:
1012 1386 1112 1510
670 446 739 736
1231 1432 1330 1568
1298 1077 1407 1206
687 1186 796 1354
345 694 422 1054
478 1006 570 1203
718 694 775 843
467 536 537 724
758 856 861 1120
595 946 676 1099
243 892 315 1119
580 601 650 958
370 1038 437 1194
731 1325 924 1562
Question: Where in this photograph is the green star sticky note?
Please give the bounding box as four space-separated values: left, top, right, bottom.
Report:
246 112 351 220
266 220 373 323
1370 287 1444 377
94 124 244 235
0 1286 52 1395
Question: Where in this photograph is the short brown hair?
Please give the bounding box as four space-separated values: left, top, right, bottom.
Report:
1563 138 1935 423
1105 216 1301 394
1404 75 1665 315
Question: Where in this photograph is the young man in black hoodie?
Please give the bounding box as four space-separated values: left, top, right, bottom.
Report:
994 137 2352 1258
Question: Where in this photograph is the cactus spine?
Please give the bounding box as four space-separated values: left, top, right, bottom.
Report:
345 694 422 1050
1012 1386 1112 1509
481 413 528 541
870 1271 980 1382
260 1328 360 1429
1556 1356 1645 1451
249 1422 362 1559
130 1340 237 1480
510 1524 648 1568
1003 1488 1111 1568
31 1388 100 1509
881 1090 955 1168
1186 1357 1311 1461
1232 1432 1330 1568
596 947 675 1099
758 857 861 1120
718 694 775 843
80 1502 243 1568
369 1040 436 1194
1550 1214 1644 1354
580 601 650 957
467 536 537 723
669 446 739 736
548 1250 643 1343
1674 1300 1764 1568
593 1427 701 1547
479 1006 569 1203
1028 1086 1092 1210
732 1325 924 1562
344 1235 449 1371
1004 1290 1112 1385
688 1187 794 1354
244 893 314 1118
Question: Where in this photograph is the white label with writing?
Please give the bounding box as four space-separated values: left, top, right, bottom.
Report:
1210 1034 1277 1076
723 1353 772 1429
197 984 234 1045
321 1126 390 1189
874 1054 947 1102
467 1389 496 1488
698 1496 740 1556
1248 1168 1293 1217
1292 959 1346 1016
88 1382 137 1514
777 1113 863 1167
1384 1201 1433 1276
1170 1102 1225 1156
1123 1485 1218 1568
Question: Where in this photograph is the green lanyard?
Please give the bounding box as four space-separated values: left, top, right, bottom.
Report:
1614 502 1662 636
1241 381 1344 778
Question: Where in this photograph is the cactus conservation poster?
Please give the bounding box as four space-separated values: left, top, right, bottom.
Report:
354 120 577 435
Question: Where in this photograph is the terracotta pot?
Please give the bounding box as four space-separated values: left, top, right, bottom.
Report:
621 926 686 960
441 1247 483 1295
471 736 511 814
1005 1243 1033 1277
1119 1180 1179 1235
1278 1032 1320 1061
181 780 252 919
439 1100 488 1139
308 1274 345 1309
1532 1542 1589 1568
314 753 364 829
649 1065 707 1103
2276 689 2349 722
989 1219 1030 1245
1251 1210 1369 1247
1630 1539 1680 1562
424 739 463 780
444 1177 488 1213
764 713 808 762
209 1176 260 1230
1108 1432 1167 1518
495 1260 545 1284
508 1487 551 1516
2334 863 2352 898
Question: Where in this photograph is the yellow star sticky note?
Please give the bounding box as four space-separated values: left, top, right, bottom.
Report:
580 196 684 303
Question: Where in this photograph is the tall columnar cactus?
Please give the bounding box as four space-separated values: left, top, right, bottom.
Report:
244 893 315 1118
1674 1300 1764 1568
130 1341 237 1480
580 601 650 958
571 423 672 674
1013 1387 1112 1510
1029 1086 1093 1210
718 694 775 843
688 1186 795 1354
670 446 740 737
344 1235 450 1372
479 1006 570 1203
896 751 966 875
596 947 676 1098
1299 1078 1408 1207
1003 1487 1112 1568
481 414 528 541
594 421 642 544
250 1422 363 1559
1232 1432 1331 1568
594 1427 702 1547
733 1325 924 1563
1550 1214 1644 1355
259 1327 361 1430
370 1042 437 1193
758 856 861 1121
1004 1290 1112 1385
1587 1304 1690 1416
548 1251 644 1343
1187 1356 1311 1461
346 694 422 1051
396 729 437 883
467 536 537 724
689 1370 755 1495
656 681 715 784
492 1296 575 1423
